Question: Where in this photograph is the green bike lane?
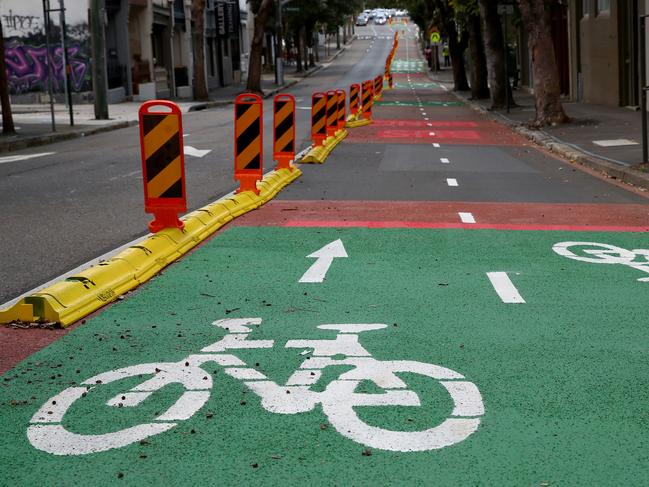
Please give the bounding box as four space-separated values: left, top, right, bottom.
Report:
3 28 649 486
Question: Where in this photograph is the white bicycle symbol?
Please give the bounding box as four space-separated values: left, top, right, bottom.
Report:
553 241 649 282
28 318 484 455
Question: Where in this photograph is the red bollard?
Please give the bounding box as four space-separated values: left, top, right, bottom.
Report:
336 89 346 130
311 92 327 147
326 90 338 137
234 93 263 195
273 94 295 171
361 80 373 120
349 83 361 117
138 100 187 233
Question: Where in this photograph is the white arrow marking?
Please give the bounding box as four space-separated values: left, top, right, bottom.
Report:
299 239 348 283
0 152 55 165
184 146 212 158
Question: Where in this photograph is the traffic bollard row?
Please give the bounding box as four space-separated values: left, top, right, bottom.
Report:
138 95 298 232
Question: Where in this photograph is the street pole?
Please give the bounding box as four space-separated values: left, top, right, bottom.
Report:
503 8 509 114
641 15 648 164
275 0 284 86
59 0 74 126
42 0 56 132
90 0 109 119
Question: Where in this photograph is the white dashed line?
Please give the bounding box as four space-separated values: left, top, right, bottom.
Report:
486 272 526 304
458 212 475 224
446 178 458 187
440 157 450 164
429 132 436 136
432 143 440 148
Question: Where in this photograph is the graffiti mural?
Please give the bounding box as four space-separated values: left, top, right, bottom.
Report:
2 3 91 95
5 41 90 94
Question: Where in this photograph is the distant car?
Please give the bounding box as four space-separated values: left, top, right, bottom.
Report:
374 15 387 25
356 15 368 26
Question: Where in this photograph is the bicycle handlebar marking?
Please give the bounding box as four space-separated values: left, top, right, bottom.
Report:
28 317 484 455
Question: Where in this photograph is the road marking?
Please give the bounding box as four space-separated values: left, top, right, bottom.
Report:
429 132 436 136
440 158 449 164
433 143 440 148
446 178 458 187
0 152 55 164
458 212 475 224
592 139 638 147
184 146 212 158
299 239 348 283
486 272 526 304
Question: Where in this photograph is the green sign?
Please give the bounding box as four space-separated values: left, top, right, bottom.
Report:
430 32 441 44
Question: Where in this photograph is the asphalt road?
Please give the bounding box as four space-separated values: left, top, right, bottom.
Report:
0 26 393 305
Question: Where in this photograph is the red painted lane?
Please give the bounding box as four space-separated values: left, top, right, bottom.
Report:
0 326 75 375
347 123 527 146
372 120 480 128
234 200 649 230
283 221 648 232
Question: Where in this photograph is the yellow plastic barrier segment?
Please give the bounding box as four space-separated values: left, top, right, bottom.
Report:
0 167 302 327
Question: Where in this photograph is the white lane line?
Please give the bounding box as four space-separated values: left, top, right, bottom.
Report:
446 178 458 187
0 152 55 164
440 157 450 164
486 272 526 304
433 143 440 148
184 146 212 158
429 132 436 136
458 212 475 223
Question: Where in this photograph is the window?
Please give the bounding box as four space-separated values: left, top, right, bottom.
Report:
597 0 610 13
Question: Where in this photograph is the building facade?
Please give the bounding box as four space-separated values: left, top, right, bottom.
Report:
2 0 250 103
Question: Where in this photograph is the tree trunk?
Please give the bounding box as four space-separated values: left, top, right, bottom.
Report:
246 0 274 94
468 13 490 99
314 30 320 62
478 0 514 108
295 32 303 72
191 0 208 101
301 27 308 69
307 25 315 67
518 0 569 126
0 22 15 134
445 20 470 91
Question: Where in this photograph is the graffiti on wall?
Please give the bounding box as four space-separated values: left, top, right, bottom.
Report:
5 41 90 94
2 5 91 95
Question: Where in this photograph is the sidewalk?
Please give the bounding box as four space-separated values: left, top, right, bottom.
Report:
0 40 351 154
429 67 649 190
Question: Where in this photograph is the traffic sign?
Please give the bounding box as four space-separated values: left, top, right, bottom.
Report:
429 31 441 44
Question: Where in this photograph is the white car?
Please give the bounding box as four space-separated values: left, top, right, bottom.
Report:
375 15 387 25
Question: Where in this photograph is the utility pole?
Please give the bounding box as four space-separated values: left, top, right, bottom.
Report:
59 0 74 125
90 0 109 119
43 0 56 131
641 15 648 164
275 0 284 86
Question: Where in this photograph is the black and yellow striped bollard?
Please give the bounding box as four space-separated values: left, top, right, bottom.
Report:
361 79 373 120
234 94 263 195
311 91 327 147
349 83 361 117
326 90 338 137
273 94 295 171
336 89 346 131
138 100 187 233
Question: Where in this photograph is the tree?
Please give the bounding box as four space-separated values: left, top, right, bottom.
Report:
478 0 513 109
517 0 568 126
247 0 275 94
0 21 15 135
191 0 209 101
451 0 489 99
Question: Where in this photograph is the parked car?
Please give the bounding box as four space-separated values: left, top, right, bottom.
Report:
356 14 369 26
374 15 387 25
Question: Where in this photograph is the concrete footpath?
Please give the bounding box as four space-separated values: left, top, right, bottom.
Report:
429 67 649 191
0 41 352 154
